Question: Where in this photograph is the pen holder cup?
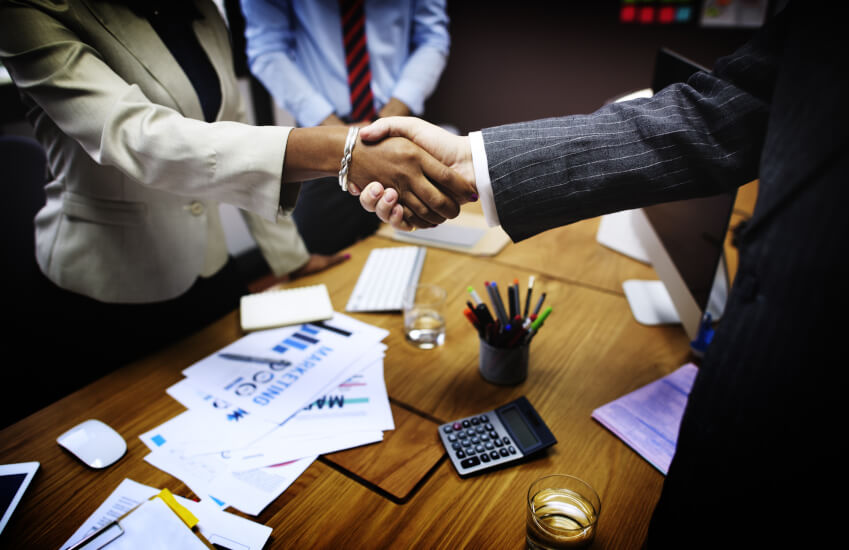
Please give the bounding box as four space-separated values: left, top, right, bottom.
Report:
479 338 529 385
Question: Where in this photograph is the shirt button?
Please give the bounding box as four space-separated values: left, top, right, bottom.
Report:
188 201 205 216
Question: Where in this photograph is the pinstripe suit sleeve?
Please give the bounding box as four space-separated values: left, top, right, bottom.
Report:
482 18 784 243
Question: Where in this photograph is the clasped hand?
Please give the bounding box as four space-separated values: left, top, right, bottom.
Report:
347 117 475 230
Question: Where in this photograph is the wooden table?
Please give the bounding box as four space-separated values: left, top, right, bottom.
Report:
1 192 757 547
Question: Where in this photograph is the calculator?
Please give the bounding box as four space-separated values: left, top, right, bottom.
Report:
438 396 556 477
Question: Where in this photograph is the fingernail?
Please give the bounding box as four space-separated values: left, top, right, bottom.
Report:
343 253 351 259
370 186 381 197
470 193 479 202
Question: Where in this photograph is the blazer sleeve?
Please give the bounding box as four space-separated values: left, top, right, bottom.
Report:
0 0 294 222
482 12 787 243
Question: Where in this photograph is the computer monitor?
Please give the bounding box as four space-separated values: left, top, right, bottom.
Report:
629 49 736 343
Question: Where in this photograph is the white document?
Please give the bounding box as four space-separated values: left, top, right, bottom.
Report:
181 314 389 424
139 408 279 457
222 431 383 472
145 450 315 516
61 478 271 550
152 354 390 456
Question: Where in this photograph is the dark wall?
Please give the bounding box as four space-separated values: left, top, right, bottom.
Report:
425 1 758 134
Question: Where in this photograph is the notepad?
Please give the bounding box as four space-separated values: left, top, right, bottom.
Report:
591 363 698 475
239 284 333 332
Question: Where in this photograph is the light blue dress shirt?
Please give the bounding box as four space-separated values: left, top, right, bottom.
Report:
242 0 450 127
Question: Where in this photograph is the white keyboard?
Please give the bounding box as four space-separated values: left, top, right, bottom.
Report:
346 246 426 312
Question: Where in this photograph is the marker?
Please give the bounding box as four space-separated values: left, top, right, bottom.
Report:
507 285 517 320
467 285 495 327
523 276 535 319
464 307 482 337
532 292 547 316
525 306 553 344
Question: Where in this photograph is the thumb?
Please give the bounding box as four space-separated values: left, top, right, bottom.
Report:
359 118 392 142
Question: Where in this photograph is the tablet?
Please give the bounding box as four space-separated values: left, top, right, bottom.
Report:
0 461 39 534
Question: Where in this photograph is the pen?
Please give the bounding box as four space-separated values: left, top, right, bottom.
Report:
219 353 291 366
523 276 535 319
532 292 547 316
507 285 517 320
487 281 509 326
511 279 520 319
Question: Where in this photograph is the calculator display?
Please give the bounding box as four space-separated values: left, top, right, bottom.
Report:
500 406 539 449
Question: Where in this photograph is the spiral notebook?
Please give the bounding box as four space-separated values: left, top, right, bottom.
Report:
239 284 334 332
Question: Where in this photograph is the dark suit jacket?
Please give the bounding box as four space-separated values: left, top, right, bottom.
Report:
483 3 847 546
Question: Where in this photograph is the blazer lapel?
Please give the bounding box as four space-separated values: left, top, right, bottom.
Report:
80 0 205 120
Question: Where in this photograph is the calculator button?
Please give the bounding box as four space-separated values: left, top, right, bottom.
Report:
448 434 457 442
480 434 489 442
475 426 485 434
493 438 503 447
458 431 467 439
485 442 494 450
456 450 465 459
462 420 470 428
452 443 461 450
508 446 517 454
499 448 509 457
480 453 491 463
490 451 499 460
466 447 476 455
471 436 480 444
443 425 453 433
502 437 511 445
475 445 485 454
489 431 498 439
485 423 493 431
462 439 471 447
460 457 480 469
466 429 475 437
471 417 480 425
480 415 489 422
452 422 462 431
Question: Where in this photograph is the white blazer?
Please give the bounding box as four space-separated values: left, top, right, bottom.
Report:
0 0 308 303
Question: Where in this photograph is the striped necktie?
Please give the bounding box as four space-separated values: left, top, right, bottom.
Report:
339 0 376 122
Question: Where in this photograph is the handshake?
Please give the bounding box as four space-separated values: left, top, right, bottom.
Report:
346 117 476 232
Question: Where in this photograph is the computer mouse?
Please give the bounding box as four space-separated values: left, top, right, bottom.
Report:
56 419 127 469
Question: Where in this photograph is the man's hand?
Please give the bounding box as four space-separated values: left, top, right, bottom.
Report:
349 135 472 227
358 117 476 230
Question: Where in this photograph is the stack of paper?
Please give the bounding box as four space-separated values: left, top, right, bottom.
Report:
140 313 393 516
62 478 272 550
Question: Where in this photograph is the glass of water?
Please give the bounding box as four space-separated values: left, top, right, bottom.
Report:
526 474 601 549
402 283 446 349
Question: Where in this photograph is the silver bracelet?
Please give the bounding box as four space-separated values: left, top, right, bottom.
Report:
338 126 359 193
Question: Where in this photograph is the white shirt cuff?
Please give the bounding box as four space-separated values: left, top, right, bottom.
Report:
469 131 500 227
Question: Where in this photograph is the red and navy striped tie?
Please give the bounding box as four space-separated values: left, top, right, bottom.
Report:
340 0 376 122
